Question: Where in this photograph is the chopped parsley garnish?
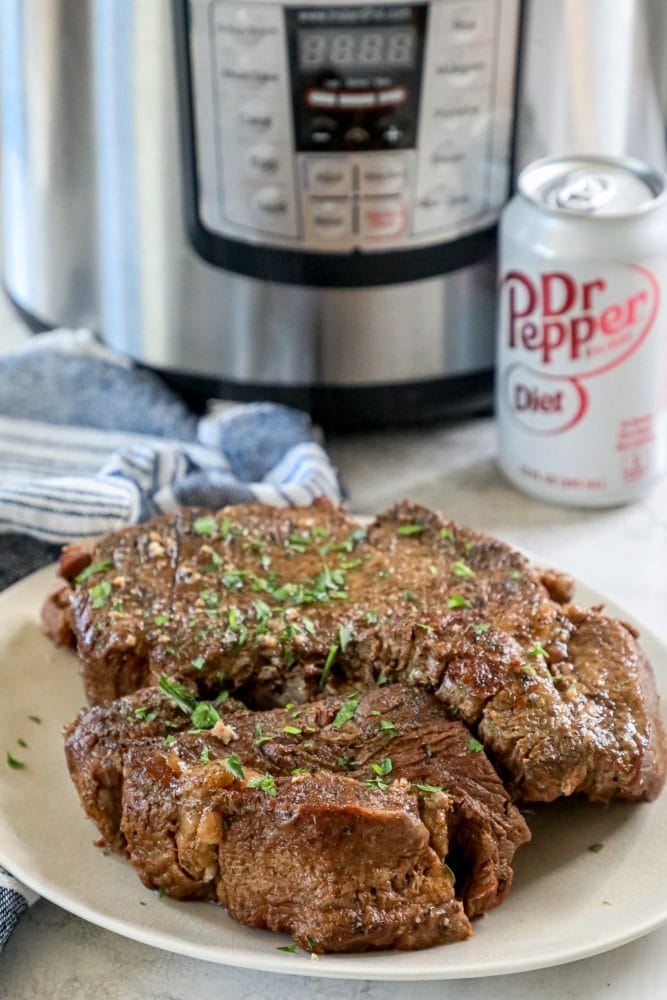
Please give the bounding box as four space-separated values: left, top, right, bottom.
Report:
439 528 454 541
468 738 484 753
253 599 272 624
363 777 387 790
164 734 177 746
306 936 318 951
397 523 425 536
588 842 604 853
365 610 379 625
221 570 245 591
158 675 198 714
332 693 359 729
193 515 217 536
338 624 351 652
191 656 206 670
528 643 549 658
452 561 476 578
402 589 416 603
371 757 392 776
247 773 277 796
290 767 310 775
7 752 25 770
204 551 223 571
89 580 112 609
335 755 355 768
473 623 490 635
277 942 297 953
522 665 535 675
131 706 157 723
510 570 523 580
283 725 302 736
413 783 443 795
376 671 389 686
379 719 397 736
190 702 221 730
28 715 41 724
224 755 245 780
364 758 393 788
153 614 169 627
17 738 27 749
448 595 471 609
199 589 219 610
199 747 210 763
254 724 274 747
74 559 114 585
302 616 316 635
319 643 338 688
214 690 230 705
429 565 438 576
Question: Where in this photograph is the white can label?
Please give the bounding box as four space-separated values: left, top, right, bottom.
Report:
497 262 666 504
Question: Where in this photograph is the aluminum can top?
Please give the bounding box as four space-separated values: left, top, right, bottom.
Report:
518 155 667 219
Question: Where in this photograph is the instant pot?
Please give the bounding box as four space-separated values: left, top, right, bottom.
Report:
1 0 666 427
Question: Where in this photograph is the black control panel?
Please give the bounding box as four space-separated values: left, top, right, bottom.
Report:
286 4 428 153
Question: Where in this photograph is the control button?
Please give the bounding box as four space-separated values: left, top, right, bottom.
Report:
360 198 407 239
416 187 445 212
308 199 352 240
214 5 280 46
360 157 407 196
435 45 493 89
413 186 477 231
220 64 281 91
306 116 338 147
431 140 466 174
252 186 291 221
307 89 337 108
444 2 495 44
432 93 485 133
338 91 376 109
246 143 282 178
377 87 408 107
344 126 371 147
236 102 274 136
307 159 352 197
376 116 408 147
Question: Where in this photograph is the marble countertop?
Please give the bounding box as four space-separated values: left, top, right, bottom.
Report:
3 414 667 999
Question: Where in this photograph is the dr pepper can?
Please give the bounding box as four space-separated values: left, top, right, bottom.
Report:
496 154 667 507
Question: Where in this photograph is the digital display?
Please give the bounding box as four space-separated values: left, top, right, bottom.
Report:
298 26 416 71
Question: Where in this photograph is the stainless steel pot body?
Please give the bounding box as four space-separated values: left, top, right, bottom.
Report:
1 0 666 423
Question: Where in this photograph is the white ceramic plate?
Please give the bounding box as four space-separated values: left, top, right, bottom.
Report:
1 564 666 981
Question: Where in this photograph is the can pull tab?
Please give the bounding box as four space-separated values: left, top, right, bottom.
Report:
555 172 615 212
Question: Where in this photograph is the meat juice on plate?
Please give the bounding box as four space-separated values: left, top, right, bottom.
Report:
496 154 667 507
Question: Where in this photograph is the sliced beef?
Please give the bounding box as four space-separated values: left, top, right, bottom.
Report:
54 499 666 804
64 683 530 950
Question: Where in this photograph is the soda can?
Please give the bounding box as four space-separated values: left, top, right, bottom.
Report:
496 154 667 507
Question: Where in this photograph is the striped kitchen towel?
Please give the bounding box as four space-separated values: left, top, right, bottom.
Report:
0 328 342 953
0 869 39 954
0 329 342 591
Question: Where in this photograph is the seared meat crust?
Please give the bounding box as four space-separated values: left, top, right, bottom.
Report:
64 684 530 951
55 499 665 803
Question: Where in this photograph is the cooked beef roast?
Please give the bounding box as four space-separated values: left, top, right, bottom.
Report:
64 683 530 951
51 499 665 804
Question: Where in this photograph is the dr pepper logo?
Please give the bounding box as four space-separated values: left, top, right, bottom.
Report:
500 264 659 434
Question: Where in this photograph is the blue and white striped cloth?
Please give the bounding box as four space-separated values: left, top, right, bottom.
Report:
0 329 342 590
0 328 342 954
